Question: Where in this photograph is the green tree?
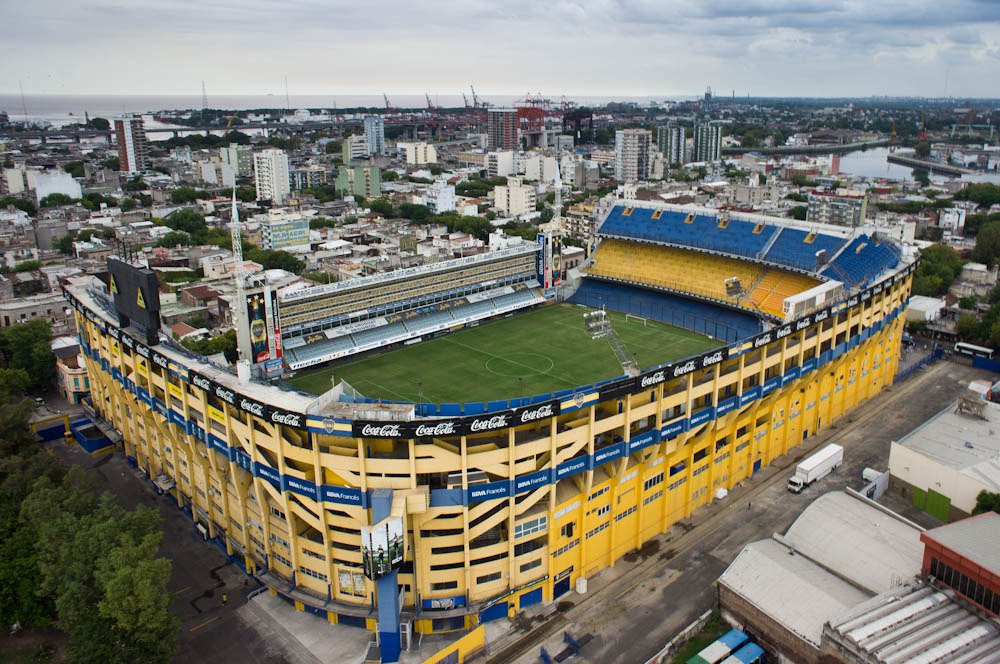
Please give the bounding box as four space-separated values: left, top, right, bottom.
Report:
0 320 55 392
100 156 120 170
324 140 342 155
954 183 1000 208
171 187 207 204
120 197 139 212
246 248 305 274
381 170 399 182
182 328 238 362
162 209 207 236
309 217 335 229
80 192 116 212
973 490 1000 515
12 259 41 272
368 198 395 217
972 222 1000 266
956 313 980 338
913 140 931 158
235 186 256 202
787 206 808 220
89 117 110 131
958 295 977 310
912 244 964 296
0 196 37 216
22 471 179 663
40 192 76 207
63 160 85 178
397 202 431 223
154 231 193 248
56 234 75 255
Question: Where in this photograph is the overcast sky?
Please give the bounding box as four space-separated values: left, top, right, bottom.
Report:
2 0 1000 98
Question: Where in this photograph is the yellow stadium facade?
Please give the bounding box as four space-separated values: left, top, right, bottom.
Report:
63 261 913 635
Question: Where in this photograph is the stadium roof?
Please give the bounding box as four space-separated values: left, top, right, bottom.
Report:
921 512 1000 574
719 538 870 646
893 399 1000 492
826 583 1000 664
777 491 924 594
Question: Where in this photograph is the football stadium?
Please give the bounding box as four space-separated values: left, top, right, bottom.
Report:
64 200 914 661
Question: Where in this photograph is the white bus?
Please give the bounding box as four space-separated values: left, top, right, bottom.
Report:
954 342 994 359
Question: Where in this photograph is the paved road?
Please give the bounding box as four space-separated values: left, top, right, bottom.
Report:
493 360 991 664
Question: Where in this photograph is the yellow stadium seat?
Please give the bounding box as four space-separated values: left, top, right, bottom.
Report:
585 240 821 318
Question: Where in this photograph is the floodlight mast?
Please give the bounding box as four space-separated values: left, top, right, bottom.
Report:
230 190 251 383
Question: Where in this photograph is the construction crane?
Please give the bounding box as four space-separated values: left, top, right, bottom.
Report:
383 93 392 111
470 85 479 109
425 93 435 109
462 92 470 109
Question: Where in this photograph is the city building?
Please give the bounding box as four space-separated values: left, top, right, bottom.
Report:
488 108 518 151
114 113 150 174
563 202 597 245
397 142 438 166
718 492 924 664
487 151 515 178
939 207 967 235
693 121 723 162
0 291 73 333
335 165 381 199
255 209 312 252
363 115 386 156
919 513 1000 616
493 176 537 216
343 135 369 163
52 336 90 404
195 158 236 188
657 124 685 165
291 164 329 191
31 170 82 203
807 191 868 227
220 144 254 177
253 148 291 205
523 155 559 184
888 394 1000 520
614 129 653 182
422 179 455 214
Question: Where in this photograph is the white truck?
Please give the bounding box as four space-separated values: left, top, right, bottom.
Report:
787 443 843 493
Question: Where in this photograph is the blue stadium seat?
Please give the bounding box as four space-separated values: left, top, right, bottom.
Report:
598 206 778 259
570 278 761 342
762 228 846 271
823 235 899 288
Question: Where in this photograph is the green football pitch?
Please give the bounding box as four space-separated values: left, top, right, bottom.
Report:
287 303 721 403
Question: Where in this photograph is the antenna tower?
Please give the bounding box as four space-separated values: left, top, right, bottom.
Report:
201 81 208 124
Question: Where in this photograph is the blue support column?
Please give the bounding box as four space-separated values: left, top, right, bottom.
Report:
370 488 401 663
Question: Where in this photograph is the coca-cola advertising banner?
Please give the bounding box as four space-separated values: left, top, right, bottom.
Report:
351 399 562 438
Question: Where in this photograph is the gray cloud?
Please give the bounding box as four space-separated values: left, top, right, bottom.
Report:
1 0 998 97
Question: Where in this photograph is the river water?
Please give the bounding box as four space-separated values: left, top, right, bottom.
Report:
837 146 1000 184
